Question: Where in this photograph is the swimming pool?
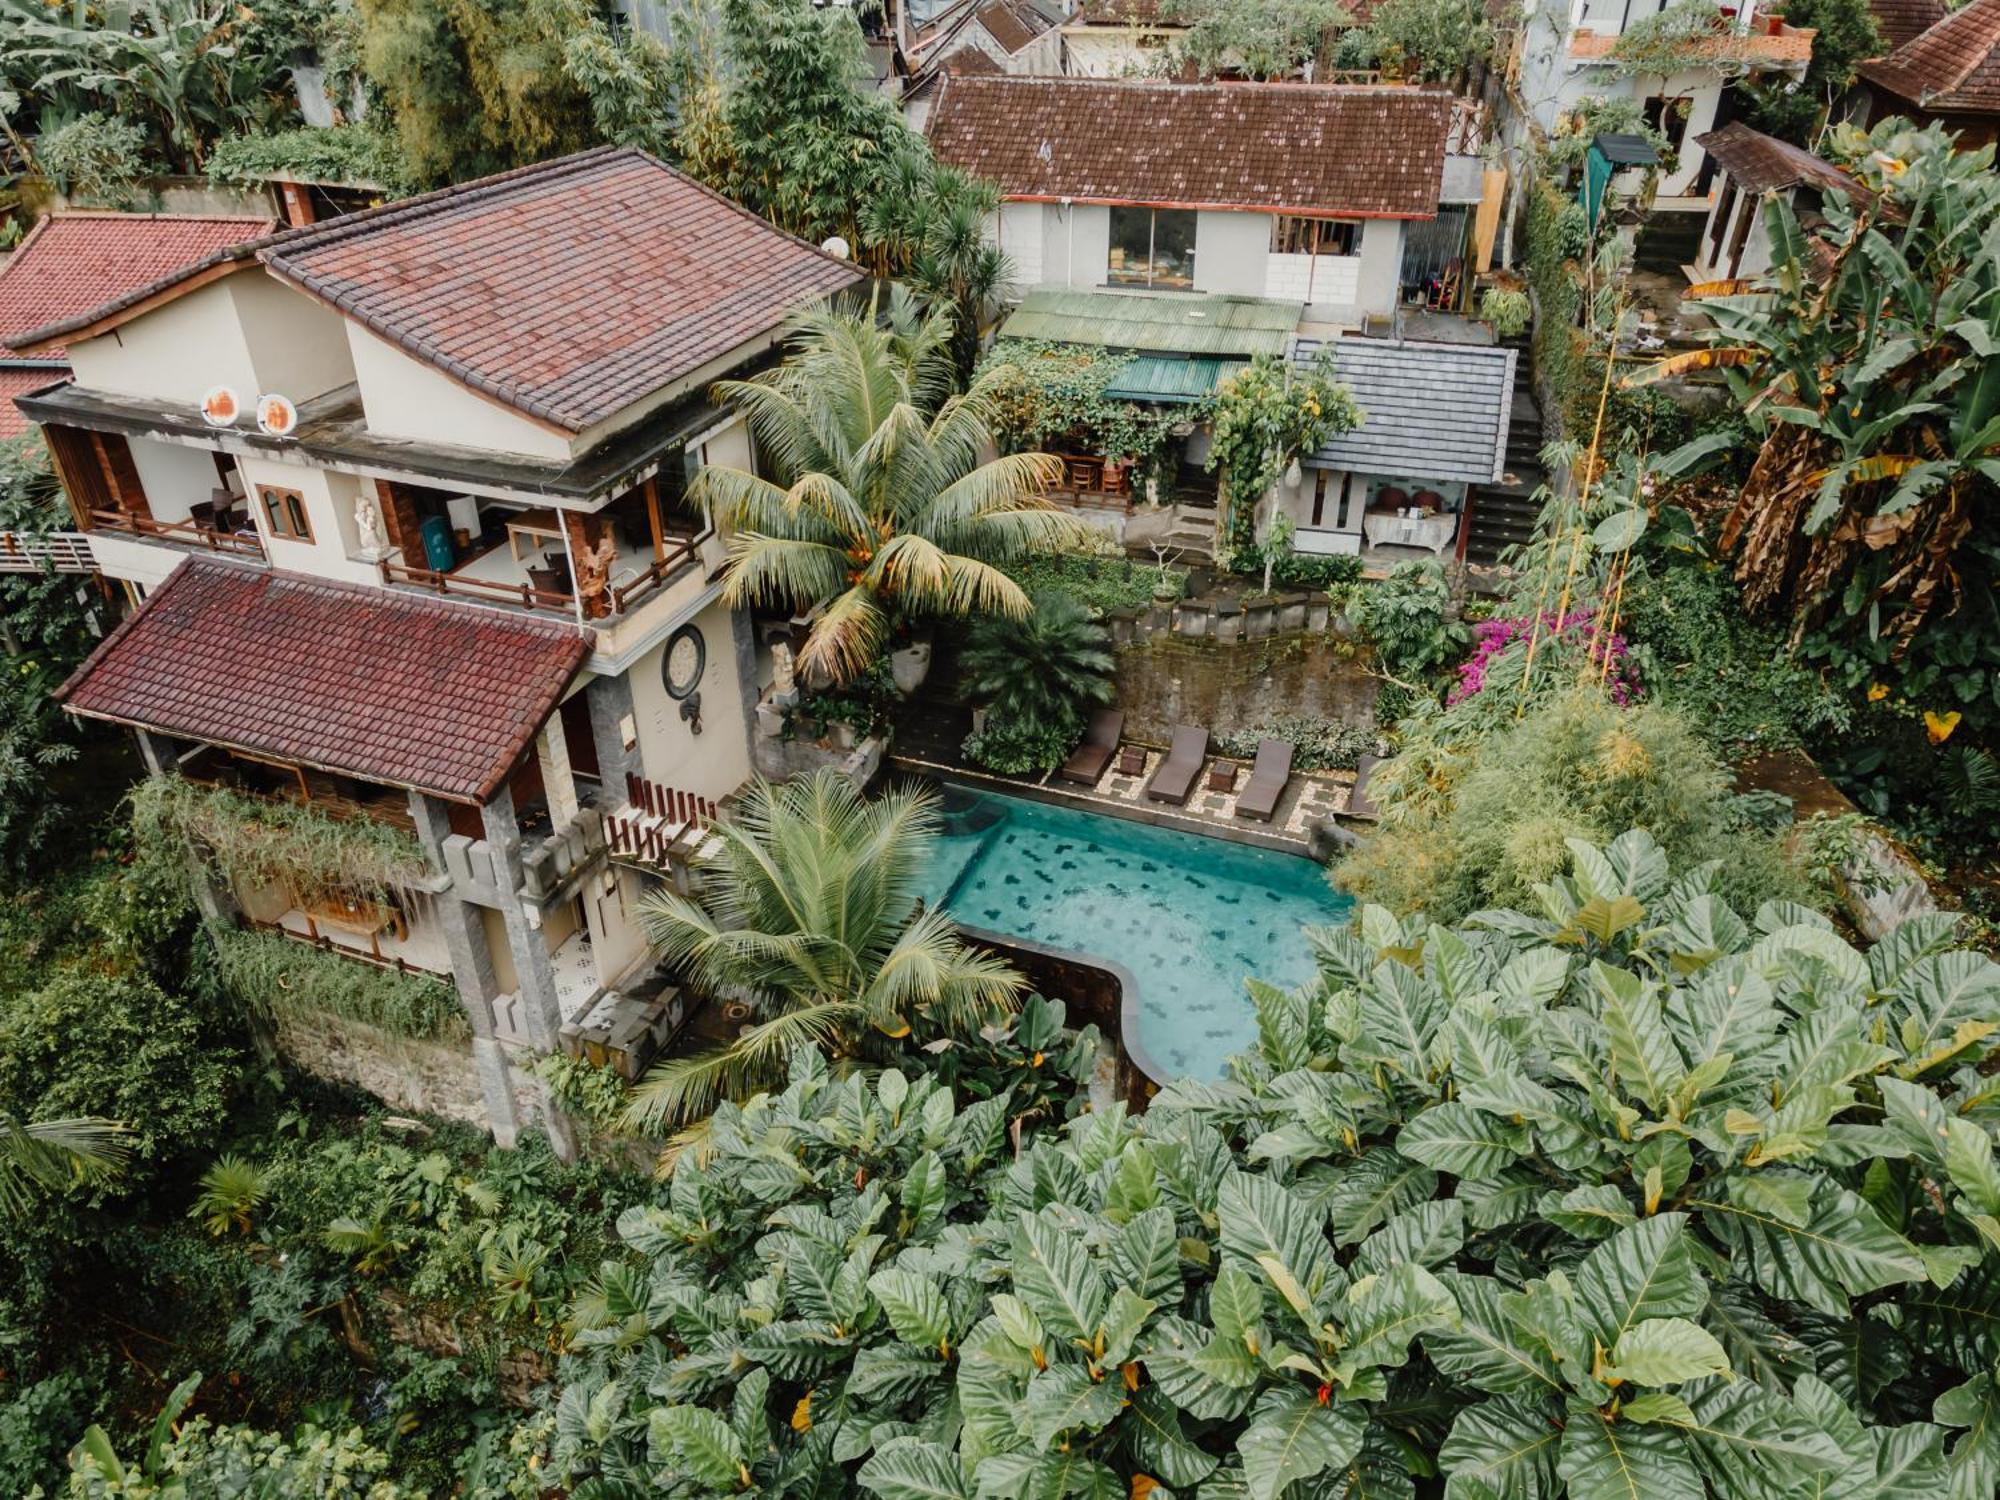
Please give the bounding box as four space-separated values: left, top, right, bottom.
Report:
922 785 1351 1079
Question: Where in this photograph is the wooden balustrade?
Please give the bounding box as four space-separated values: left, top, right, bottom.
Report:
90 508 266 560
378 557 575 615
605 774 720 867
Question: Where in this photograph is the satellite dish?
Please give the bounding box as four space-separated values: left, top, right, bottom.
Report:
820 235 851 261
256 393 298 438
200 385 241 427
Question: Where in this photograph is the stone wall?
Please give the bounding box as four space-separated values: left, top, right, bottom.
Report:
267 1008 545 1133
1110 629 1381 746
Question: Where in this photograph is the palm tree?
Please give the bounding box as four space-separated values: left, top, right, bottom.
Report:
623 770 1024 1132
0 1111 127 1217
694 293 1084 684
861 156 1012 373
959 591 1116 736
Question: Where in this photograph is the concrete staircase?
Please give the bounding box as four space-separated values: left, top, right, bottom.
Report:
1163 505 1217 561
1464 389 1546 567
1633 209 1707 277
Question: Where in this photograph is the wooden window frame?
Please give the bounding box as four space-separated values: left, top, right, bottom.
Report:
258 485 313 543
1272 216 1361 258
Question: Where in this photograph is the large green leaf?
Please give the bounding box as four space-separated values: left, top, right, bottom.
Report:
1109 1205 1181 1303
1324 1149 1438 1247
1355 1200 1466 1276
1124 1386 1222 1489
1695 1184 1925 1318
1556 1402 1700 1500
1333 1263 1459 1386
651 1405 748 1490
1218 1170 1343 1312
1935 1370 2000 1500
1601 1319 1731 1388
859 1439 971 1500
1591 962 1686 1112
1237 1386 1365 1500
1010 1209 1108 1343
1437 1399 1561 1500
1574 1215 1707 1353
1664 1377 1844 1498
1792 1374 1947 1500
869 1267 952 1349
1024 1364 1123 1450
1423 1273 1566 1399
1396 1103 1528 1182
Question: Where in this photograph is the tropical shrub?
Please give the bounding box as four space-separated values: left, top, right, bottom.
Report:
1004 551 1189 617
212 926 467 1043
1208 354 1361 559
1162 0 1353 80
206 124 411 194
1214 713 1380 773
1480 286 1531 339
538 831 2000 1500
1349 559 1468 686
959 718 1084 777
33 113 152 206
960 592 1116 773
1366 0 1495 80
1336 688 1809 921
981 340 1191 484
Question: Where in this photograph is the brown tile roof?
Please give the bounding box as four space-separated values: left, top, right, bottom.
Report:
0 211 272 361
943 45 1005 75
1869 0 1949 51
1859 0 2000 114
1071 0 1176 24
57 559 589 804
927 78 1451 218
0 368 54 440
1693 121 1864 195
976 0 1052 52
12 149 864 435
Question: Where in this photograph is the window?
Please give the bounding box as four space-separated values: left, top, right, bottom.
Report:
1272 216 1360 258
258 485 312 542
1107 206 1197 289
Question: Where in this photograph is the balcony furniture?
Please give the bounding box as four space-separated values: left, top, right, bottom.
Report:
506 507 566 562
1145 724 1210 805
1060 708 1124 786
417 514 455 571
528 564 571 598
445 493 483 537
299 891 406 944
1234 738 1295 822
1362 507 1457 554
188 500 217 530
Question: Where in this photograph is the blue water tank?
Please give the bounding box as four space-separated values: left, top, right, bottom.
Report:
419 514 455 572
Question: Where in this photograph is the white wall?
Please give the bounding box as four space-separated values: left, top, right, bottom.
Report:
1039 202 1111 288
236 453 383 585
630 597 752 805
347 324 574 462
1192 211 1270 296
1356 219 1405 317
1265 252 1361 307
84 532 188 589
994 202 1045 289
233 274 356 403
65 279 260 407
126 436 222 524
1061 26 1177 76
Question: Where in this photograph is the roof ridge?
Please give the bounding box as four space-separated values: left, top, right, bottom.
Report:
941 72 1446 93
42 210 275 225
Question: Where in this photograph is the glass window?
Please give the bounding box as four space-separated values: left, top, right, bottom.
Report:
1272 216 1360 257
1106 206 1198 289
258 485 312 542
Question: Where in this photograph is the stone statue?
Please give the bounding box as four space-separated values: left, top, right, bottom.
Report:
771 640 797 696
354 488 383 554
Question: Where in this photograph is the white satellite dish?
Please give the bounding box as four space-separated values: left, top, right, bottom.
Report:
200 385 242 427
820 235 851 261
256 393 298 438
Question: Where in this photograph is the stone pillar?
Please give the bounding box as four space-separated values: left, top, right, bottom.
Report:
136 728 241 927
409 792 521 1148
586 671 639 809
478 786 579 1162
535 717 579 828
729 605 762 765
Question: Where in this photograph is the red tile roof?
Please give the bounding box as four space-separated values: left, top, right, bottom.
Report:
1694 121 1864 196
12 149 864 435
259 148 864 433
1860 0 2000 114
1869 0 1949 50
975 0 1052 52
57 559 590 804
0 212 272 361
0 368 56 440
927 77 1451 218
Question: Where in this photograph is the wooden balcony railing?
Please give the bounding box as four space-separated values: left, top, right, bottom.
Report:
609 528 708 615
378 557 575 616
90 508 266 560
606 774 720 869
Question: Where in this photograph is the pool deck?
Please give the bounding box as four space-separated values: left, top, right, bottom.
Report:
889 746 1362 856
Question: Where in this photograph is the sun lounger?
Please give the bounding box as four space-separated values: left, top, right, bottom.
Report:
1345 754 1385 823
1060 708 1124 785
1145 724 1209 804
1233 738 1295 821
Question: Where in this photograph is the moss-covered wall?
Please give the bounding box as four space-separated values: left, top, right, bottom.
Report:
1111 632 1381 745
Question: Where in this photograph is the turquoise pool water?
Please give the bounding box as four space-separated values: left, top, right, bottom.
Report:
923 785 1350 1078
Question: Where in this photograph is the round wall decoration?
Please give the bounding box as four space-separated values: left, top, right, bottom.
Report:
663 623 706 700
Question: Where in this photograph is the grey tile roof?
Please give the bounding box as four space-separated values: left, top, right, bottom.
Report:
1294 337 1516 486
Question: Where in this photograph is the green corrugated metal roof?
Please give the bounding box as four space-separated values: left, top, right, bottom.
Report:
999 288 1302 358
1103 355 1246 403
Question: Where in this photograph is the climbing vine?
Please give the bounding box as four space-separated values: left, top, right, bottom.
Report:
980 340 1193 485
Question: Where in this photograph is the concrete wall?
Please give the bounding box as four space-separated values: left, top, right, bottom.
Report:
347 323 574 462
630 596 754 804
995 202 1045 289
266 1007 546 1137
65 278 259 405
1039 202 1111 288
84 532 187 589
1111 631 1380 746
1356 219 1404 317
1061 26 1176 76
1192 211 1270 296
234 273 357 402
1264 251 1362 307
236 452 383 584
126 435 221 524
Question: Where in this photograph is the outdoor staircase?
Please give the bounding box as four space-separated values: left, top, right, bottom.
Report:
1164 506 1217 561
1463 389 1546 567
1633 209 1707 277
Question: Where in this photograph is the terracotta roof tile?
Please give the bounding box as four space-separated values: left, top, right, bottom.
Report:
0 212 273 361
927 78 1451 218
57 559 589 804
1693 121 1864 195
0 368 57 440
975 0 1052 51
1869 0 1949 51
1859 0 2000 113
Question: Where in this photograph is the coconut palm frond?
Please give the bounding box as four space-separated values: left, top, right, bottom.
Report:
717 533 852 614
796 585 891 687
0 1113 129 1217
622 1002 858 1132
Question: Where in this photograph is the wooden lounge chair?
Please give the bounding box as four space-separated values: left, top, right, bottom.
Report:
1060 708 1124 785
1145 724 1209 804
1234 738 1295 821
1345 754 1385 823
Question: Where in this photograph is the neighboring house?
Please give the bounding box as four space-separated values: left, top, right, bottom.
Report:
1060 0 1189 77
902 0 1064 129
1516 0 1816 197
1850 0 2000 151
1689 121 1864 282
926 76 1466 324
1283 337 1518 561
0 212 273 440
10 146 863 1152
1867 0 1947 51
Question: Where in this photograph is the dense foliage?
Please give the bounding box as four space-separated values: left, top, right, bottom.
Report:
205 123 411 193
1159 0 1354 80
534 832 2000 1500
1208 355 1361 561
960 593 1117 775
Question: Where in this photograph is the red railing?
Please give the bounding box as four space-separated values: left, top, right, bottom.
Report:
91 507 266 560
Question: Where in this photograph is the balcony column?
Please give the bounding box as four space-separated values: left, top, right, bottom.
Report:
134 728 241 927
586 672 639 810
409 791 522 1149
478 784 580 1162
535 715 580 828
